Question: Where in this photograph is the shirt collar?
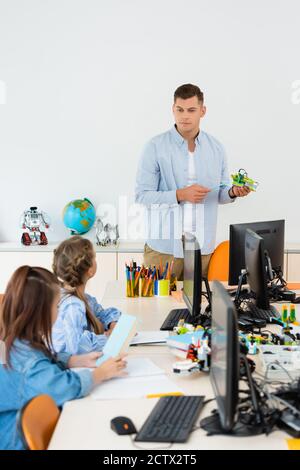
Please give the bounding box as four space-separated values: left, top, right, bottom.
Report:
170 125 202 147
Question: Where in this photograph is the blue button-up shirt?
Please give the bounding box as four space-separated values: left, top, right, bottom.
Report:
51 289 121 355
0 340 93 450
135 126 235 257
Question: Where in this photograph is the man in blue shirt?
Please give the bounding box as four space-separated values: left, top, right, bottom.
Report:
135 84 250 280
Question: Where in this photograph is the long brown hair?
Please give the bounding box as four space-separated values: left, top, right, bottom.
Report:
52 236 103 334
0 266 59 366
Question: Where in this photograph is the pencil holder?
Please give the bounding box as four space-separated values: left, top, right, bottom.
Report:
154 279 170 297
139 278 154 297
126 279 139 297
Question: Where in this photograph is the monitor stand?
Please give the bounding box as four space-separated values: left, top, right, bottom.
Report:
201 355 266 437
200 411 264 437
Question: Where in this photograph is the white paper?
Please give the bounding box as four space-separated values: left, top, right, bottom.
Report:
90 374 183 400
125 357 165 377
130 331 170 345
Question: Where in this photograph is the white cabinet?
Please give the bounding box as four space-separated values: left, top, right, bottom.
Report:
0 244 142 300
283 253 288 279
0 244 299 297
287 254 300 283
86 253 117 300
0 252 53 293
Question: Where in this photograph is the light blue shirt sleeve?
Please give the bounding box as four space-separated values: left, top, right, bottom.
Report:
86 294 121 329
23 356 94 404
218 144 236 205
135 140 178 207
52 296 108 355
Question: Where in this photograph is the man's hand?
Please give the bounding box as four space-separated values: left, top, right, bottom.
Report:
176 184 211 203
229 185 251 198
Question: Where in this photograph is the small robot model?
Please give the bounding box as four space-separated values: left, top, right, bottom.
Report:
20 207 50 246
95 217 119 246
231 168 259 191
173 336 211 374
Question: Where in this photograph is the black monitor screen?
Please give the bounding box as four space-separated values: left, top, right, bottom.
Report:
210 281 239 431
183 233 202 318
245 229 270 310
229 219 284 285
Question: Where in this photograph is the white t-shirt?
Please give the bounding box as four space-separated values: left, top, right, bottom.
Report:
183 151 197 234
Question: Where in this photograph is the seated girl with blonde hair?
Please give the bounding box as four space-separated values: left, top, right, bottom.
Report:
51 236 121 355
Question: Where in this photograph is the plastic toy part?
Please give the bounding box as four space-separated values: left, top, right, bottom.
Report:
172 337 211 374
231 168 259 191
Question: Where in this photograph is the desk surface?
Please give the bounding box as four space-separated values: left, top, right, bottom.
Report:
48 281 299 450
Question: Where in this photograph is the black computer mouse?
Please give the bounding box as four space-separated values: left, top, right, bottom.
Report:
110 416 137 435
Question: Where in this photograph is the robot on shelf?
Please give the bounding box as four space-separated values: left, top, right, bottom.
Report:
20 207 51 246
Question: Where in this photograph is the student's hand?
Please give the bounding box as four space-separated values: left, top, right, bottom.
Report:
176 184 211 203
229 186 251 198
105 321 118 336
92 354 128 384
68 352 102 369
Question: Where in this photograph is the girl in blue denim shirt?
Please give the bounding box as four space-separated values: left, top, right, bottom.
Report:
0 266 127 450
51 236 121 355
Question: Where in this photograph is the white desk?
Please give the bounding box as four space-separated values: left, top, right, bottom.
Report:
48 281 298 450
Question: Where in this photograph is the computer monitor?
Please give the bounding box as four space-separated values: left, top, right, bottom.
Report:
160 233 209 331
229 219 285 285
245 229 270 310
203 280 239 432
182 232 202 318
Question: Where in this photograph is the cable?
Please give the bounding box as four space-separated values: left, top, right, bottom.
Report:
129 434 173 451
264 361 294 384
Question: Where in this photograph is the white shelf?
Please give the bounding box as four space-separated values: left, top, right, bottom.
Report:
0 240 144 253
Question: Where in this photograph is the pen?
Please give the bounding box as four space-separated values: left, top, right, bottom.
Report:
146 392 184 398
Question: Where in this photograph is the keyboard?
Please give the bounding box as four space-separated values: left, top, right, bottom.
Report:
160 308 193 331
242 302 280 322
135 395 205 443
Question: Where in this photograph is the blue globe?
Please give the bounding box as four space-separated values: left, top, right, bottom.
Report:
63 198 96 235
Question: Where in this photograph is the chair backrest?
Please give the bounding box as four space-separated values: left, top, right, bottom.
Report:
0 294 4 304
207 240 230 282
20 394 60 450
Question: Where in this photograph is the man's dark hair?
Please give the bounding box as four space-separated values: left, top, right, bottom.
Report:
174 84 204 103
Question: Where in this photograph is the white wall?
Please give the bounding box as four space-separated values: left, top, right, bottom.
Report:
0 0 299 245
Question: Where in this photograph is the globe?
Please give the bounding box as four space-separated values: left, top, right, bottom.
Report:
63 198 96 235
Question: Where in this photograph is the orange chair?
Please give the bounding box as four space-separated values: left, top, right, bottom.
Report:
207 240 230 282
19 394 60 450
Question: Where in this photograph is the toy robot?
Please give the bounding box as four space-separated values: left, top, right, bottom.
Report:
95 216 119 246
20 207 50 245
172 336 211 374
231 168 259 191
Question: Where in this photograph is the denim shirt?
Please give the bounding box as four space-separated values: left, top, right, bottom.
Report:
0 339 93 450
51 289 121 355
135 126 235 257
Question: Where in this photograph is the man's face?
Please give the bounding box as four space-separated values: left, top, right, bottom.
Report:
173 96 206 135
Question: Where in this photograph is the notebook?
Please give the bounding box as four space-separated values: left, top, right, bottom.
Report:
130 331 169 345
96 313 137 366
